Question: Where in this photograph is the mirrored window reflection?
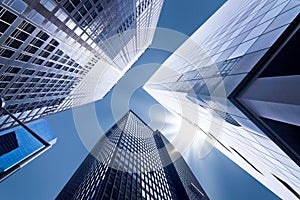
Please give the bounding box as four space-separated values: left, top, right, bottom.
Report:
11 0 27 13
40 0 56 12
228 38 257 59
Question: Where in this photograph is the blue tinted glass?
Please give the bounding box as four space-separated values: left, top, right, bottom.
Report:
248 25 288 53
265 5 300 33
11 0 27 13
243 19 273 41
228 38 257 59
0 119 56 171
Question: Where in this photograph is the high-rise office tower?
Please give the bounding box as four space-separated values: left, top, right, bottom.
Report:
0 119 56 181
144 0 300 199
0 0 164 130
57 111 209 200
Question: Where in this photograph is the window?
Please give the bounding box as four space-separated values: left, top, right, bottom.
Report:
85 1 92 10
32 13 44 24
96 4 103 12
86 16 92 24
25 45 38 54
38 31 50 41
71 0 80 6
2 76 14 82
66 19 76 30
64 2 75 13
17 77 28 82
1 10 18 24
31 38 44 47
23 69 35 75
50 39 59 46
11 0 27 13
55 9 68 22
79 7 87 16
45 23 57 33
45 61 54 67
39 50 50 58
67 59 75 66
32 58 44 65
81 20 88 28
3 38 23 49
0 82 9 89
44 44 55 52
0 48 14 58
20 21 36 34
6 66 21 74
0 21 9 34
54 64 62 69
51 55 60 61
7 88 18 94
40 0 56 12
16 53 31 62
55 49 64 56
91 10 97 19
74 27 83 36
8 21 35 47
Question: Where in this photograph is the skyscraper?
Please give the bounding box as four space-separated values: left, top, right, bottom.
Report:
0 119 56 182
57 111 208 200
0 0 164 131
144 0 300 199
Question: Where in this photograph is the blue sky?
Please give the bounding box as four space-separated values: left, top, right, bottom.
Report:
0 1 280 199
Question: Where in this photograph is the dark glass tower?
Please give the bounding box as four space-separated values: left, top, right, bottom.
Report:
57 111 208 200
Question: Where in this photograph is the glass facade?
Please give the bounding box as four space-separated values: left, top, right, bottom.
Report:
57 111 208 200
144 0 300 199
0 0 164 131
0 119 56 181
237 15 300 166
0 131 18 156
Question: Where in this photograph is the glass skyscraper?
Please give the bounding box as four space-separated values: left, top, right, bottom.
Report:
144 0 300 199
0 119 56 182
57 111 209 200
0 0 164 131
